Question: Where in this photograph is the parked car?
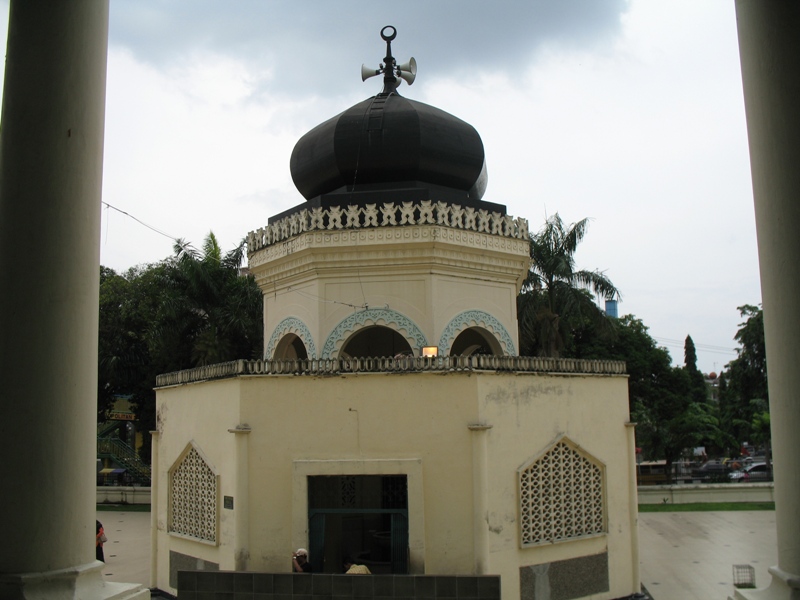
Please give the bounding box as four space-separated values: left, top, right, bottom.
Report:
730 462 772 482
691 460 731 481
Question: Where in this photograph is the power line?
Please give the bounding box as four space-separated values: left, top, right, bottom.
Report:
103 201 178 243
654 336 735 352
102 201 229 266
286 287 369 311
101 201 372 310
652 336 737 356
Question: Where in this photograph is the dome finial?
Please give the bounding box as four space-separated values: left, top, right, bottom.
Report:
360 26 416 94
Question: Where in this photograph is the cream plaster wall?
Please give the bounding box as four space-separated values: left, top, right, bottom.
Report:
238 373 479 576
153 370 636 600
152 378 245 592
476 374 636 600
251 225 529 359
262 278 323 356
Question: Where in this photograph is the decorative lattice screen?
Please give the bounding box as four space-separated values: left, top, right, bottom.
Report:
169 446 217 543
519 439 604 546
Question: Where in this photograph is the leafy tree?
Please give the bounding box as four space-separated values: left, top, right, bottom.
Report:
98 233 264 461
168 232 263 366
571 315 715 481
517 214 619 357
572 316 660 408
684 335 698 371
684 335 708 404
719 304 768 454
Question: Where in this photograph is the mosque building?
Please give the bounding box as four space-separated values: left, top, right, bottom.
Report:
150 27 640 600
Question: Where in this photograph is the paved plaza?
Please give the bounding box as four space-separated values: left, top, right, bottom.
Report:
97 508 778 599
96 510 151 588
638 510 777 599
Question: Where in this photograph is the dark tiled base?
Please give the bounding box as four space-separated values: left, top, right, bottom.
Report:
519 552 608 600
177 573 500 600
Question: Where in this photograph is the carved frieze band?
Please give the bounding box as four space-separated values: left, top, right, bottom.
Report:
265 317 317 360
248 226 531 271
246 201 530 255
439 310 517 356
321 308 428 359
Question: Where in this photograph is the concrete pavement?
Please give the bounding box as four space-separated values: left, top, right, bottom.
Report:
98 508 778 599
638 510 777 599
96 510 151 589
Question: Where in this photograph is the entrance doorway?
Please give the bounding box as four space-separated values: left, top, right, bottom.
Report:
308 475 408 574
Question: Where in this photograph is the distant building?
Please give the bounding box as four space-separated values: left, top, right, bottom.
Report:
604 299 619 318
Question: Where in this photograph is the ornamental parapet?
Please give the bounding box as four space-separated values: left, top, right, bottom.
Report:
246 200 529 255
155 356 626 387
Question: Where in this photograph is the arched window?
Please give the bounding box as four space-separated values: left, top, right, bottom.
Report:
449 326 502 356
273 333 309 360
438 310 516 356
518 436 605 546
340 325 413 358
168 443 218 544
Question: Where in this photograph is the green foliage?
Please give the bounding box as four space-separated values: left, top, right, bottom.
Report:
515 219 764 466
718 305 768 453
517 214 619 357
570 315 717 479
684 335 698 372
98 232 264 460
684 335 708 405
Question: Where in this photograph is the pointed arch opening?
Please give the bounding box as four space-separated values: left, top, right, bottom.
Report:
168 442 219 545
438 310 516 356
518 435 606 547
340 325 414 358
273 333 309 360
265 317 317 359
449 326 503 356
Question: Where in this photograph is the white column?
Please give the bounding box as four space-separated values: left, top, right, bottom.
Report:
734 3 800 599
229 425 252 571
150 431 160 589
625 422 642 595
468 424 492 574
0 2 144 598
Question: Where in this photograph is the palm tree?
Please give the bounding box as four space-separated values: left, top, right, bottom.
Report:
518 214 619 357
167 232 263 366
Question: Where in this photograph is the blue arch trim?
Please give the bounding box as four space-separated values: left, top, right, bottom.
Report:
321 308 428 359
438 310 516 356
266 317 317 359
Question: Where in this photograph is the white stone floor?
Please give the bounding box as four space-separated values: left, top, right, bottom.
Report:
98 509 779 599
96 510 152 588
638 511 777 599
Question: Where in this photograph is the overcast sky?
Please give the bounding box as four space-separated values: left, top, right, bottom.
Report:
0 1 761 373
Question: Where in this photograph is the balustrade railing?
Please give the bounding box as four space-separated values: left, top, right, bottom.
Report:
156 355 626 387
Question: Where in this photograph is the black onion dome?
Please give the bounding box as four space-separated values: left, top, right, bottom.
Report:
290 92 488 202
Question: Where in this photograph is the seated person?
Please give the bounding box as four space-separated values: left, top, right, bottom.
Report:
343 556 371 575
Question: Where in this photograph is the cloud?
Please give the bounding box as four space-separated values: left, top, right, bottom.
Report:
109 0 628 95
0 0 759 373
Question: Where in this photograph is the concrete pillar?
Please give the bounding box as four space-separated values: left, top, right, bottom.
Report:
0 2 145 598
229 425 252 571
150 431 160 589
734 3 800 599
625 422 642 595
468 424 492 574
